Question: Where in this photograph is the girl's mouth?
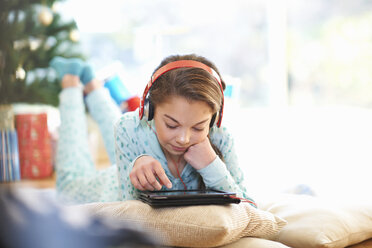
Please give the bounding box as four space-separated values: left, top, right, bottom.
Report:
171 145 187 152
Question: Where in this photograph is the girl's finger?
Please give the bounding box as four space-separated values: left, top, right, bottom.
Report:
138 172 154 191
130 175 146 191
144 168 162 190
154 164 172 189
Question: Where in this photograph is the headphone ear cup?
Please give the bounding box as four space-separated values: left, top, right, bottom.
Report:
147 100 155 121
210 113 217 128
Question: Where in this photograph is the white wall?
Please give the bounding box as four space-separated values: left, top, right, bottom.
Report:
223 105 372 201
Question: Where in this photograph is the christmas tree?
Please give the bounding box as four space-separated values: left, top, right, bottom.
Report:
0 0 85 106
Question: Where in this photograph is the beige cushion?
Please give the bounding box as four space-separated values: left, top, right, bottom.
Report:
74 200 287 247
347 238 372 248
258 194 372 248
222 237 291 248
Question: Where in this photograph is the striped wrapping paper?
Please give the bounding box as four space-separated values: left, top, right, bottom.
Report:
0 105 21 182
0 130 21 182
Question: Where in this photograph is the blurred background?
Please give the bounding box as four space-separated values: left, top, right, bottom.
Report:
1 0 372 201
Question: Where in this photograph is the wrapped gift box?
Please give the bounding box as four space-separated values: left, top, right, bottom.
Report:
0 130 21 182
15 113 53 179
0 105 21 182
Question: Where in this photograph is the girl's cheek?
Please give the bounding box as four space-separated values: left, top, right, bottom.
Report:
194 132 208 144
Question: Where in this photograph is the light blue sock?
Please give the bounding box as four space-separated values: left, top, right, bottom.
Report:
80 64 95 85
50 57 85 80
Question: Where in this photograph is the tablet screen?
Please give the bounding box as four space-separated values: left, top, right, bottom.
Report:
151 189 223 196
141 189 235 199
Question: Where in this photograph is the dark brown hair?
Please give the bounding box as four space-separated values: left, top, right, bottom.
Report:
149 54 225 160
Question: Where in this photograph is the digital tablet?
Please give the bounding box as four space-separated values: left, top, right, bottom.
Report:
139 189 241 207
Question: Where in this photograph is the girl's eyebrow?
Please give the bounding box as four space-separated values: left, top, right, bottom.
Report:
164 114 209 126
164 114 179 123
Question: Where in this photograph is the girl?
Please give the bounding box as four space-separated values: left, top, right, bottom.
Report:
52 54 255 207
114 54 255 206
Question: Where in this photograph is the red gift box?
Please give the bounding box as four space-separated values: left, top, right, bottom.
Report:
15 113 53 179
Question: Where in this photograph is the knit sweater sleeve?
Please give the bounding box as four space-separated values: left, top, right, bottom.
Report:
197 126 256 207
114 111 146 201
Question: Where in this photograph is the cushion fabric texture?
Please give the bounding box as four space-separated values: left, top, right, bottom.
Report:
73 200 287 247
222 237 291 248
258 194 372 248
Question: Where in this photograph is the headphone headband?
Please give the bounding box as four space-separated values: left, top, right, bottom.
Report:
139 60 224 127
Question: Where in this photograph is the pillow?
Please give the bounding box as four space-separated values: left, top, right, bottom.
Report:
347 238 372 248
73 200 287 248
258 194 372 248
222 237 291 248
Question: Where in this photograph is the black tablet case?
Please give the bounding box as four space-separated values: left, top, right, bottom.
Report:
139 189 241 207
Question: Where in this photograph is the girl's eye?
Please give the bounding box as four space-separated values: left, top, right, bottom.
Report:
193 127 204 132
166 124 177 129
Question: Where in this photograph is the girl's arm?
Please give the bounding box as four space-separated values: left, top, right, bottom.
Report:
114 113 144 200
197 126 256 206
114 111 172 199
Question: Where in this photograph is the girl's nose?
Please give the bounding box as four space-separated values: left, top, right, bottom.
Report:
176 130 190 145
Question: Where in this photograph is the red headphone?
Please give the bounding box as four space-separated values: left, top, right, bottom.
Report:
139 60 224 128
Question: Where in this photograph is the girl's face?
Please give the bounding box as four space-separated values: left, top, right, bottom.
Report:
153 96 213 156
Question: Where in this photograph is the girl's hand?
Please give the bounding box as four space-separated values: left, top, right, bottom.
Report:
130 155 172 191
184 138 217 170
